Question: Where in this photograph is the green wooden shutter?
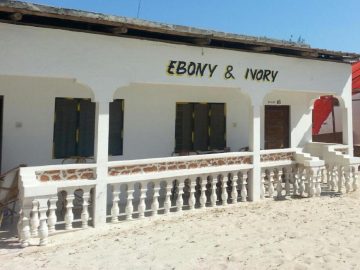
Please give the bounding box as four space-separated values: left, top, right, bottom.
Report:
193 103 209 151
209 103 226 150
175 103 193 152
109 99 124 155
78 99 95 157
53 98 78 158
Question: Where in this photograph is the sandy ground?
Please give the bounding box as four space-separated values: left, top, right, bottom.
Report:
1 192 360 270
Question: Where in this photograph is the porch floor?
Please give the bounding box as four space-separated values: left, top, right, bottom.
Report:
1 191 360 270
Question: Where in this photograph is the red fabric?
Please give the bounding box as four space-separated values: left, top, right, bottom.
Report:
312 96 333 135
353 61 360 93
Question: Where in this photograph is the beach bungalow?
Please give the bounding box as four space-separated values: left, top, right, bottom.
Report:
0 1 359 247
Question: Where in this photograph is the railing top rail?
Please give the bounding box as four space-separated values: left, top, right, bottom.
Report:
20 163 98 174
108 151 253 167
260 148 298 155
107 164 253 184
260 160 296 168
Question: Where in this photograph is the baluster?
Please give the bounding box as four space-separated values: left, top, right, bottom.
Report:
65 192 74 230
276 169 283 199
293 167 299 196
221 175 228 206
111 184 120 223
325 165 331 188
241 172 248 202
210 176 217 207
284 168 291 196
308 168 316 197
299 167 306 197
20 204 32 247
338 166 344 193
268 170 275 198
188 179 196 210
260 172 266 199
38 198 49 246
30 200 39 237
352 166 358 191
328 165 335 191
126 183 134 220
315 169 322 197
304 168 310 195
81 189 91 228
176 179 184 212
17 209 23 241
200 178 207 208
164 181 172 215
152 182 160 216
344 167 351 193
48 196 57 233
231 174 238 203
138 183 146 219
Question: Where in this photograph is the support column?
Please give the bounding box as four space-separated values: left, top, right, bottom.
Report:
342 106 354 156
93 100 110 227
248 103 261 201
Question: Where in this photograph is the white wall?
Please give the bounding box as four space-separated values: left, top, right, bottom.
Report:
113 84 250 161
0 77 250 171
0 22 353 171
0 76 94 172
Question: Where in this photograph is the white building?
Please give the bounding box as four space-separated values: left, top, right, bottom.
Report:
0 1 359 247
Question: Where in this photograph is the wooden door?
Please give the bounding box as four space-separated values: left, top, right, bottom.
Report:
265 105 290 149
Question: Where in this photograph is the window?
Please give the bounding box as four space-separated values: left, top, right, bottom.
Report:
175 103 226 152
53 98 95 159
109 99 124 156
53 98 125 159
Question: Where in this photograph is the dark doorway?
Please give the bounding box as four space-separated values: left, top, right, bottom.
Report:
265 105 290 149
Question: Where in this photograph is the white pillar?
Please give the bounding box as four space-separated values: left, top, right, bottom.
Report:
93 100 110 227
248 104 261 201
342 106 354 156
341 78 354 156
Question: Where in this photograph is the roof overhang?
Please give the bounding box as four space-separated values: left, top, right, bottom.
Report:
0 1 359 64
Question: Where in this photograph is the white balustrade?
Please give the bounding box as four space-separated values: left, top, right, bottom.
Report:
125 184 134 220
152 182 160 216
268 171 275 198
285 168 291 196
231 174 239 203
210 176 217 207
240 173 247 202
352 166 358 191
276 170 283 199
81 190 91 228
188 179 196 210
221 176 228 206
111 184 120 223
30 200 39 237
260 172 266 199
38 199 49 246
176 179 185 212
65 192 75 230
138 183 146 219
338 166 344 193
199 178 207 208
48 196 57 233
164 181 172 214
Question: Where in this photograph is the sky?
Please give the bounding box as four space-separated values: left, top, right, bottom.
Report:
21 0 360 53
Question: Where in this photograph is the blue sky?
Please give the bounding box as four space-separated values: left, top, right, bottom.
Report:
21 0 360 53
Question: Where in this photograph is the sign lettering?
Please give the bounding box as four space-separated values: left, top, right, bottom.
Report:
166 60 279 83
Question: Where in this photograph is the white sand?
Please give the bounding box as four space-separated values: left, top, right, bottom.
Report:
2 192 360 270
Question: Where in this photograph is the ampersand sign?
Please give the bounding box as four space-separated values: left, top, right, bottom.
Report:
225 65 235 79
